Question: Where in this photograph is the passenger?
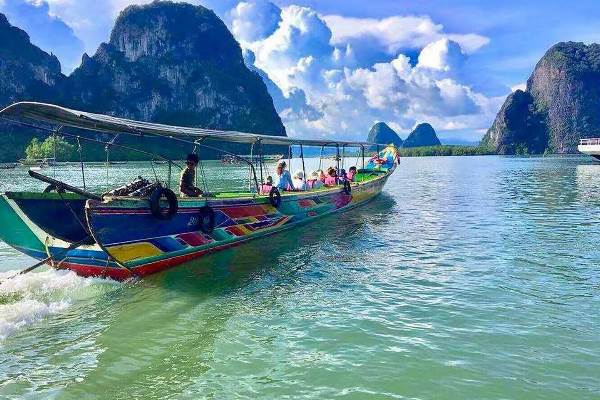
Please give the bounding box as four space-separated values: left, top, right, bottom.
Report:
370 152 385 166
347 166 357 182
318 169 327 183
274 160 293 191
307 171 324 189
338 169 347 183
324 167 337 186
292 170 307 191
179 154 203 197
261 176 273 194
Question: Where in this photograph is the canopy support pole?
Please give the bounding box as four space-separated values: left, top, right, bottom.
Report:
318 146 323 171
336 144 340 184
167 160 172 190
361 145 365 171
257 139 264 186
300 144 306 185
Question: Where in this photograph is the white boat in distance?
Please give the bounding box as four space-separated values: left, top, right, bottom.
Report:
578 138 600 160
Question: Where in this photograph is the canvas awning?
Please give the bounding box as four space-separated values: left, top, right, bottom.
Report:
0 102 387 148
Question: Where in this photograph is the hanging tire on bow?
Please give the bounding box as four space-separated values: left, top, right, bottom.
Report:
149 187 178 220
269 187 282 208
198 206 215 234
343 180 352 195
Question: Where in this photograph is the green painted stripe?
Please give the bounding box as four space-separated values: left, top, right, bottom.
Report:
0 195 46 253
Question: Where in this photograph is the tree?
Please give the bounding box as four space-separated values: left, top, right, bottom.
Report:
24 136 75 160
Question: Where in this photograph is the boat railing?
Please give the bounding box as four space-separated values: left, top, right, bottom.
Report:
579 138 600 146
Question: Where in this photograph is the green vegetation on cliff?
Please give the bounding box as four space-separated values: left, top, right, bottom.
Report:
25 136 74 160
399 145 495 157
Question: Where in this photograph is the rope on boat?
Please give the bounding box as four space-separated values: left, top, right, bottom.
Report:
57 190 93 234
198 155 209 194
52 130 57 178
77 137 86 190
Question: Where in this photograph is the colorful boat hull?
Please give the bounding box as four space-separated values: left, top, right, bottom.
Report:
0 165 395 280
4 192 92 243
0 101 401 281
85 169 393 279
0 193 123 277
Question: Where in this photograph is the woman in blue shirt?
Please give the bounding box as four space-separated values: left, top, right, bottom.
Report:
274 160 293 190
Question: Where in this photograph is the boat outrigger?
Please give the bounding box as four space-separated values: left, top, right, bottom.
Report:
0 102 399 280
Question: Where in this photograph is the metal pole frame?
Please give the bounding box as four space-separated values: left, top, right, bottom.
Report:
257 139 264 186
336 144 340 185
300 144 306 186
361 145 365 171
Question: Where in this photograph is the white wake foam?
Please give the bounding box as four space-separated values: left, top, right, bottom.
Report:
0 269 113 340
0 298 70 339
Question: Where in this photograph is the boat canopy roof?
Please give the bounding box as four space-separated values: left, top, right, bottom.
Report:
0 102 386 148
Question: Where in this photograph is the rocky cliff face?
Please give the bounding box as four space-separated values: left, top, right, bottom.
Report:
0 2 286 160
482 90 546 154
403 123 441 147
65 2 284 136
483 42 600 154
0 14 65 159
367 122 403 147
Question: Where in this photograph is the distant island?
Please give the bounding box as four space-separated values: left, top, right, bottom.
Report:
368 122 403 148
366 121 492 157
482 42 600 154
368 42 600 157
403 123 441 148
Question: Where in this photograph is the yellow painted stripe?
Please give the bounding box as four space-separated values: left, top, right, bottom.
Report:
107 242 163 262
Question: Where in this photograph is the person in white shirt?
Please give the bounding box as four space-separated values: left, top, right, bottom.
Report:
292 170 307 191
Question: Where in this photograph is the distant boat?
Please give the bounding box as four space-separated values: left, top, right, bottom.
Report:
19 157 56 168
0 163 17 169
578 138 600 160
105 161 128 166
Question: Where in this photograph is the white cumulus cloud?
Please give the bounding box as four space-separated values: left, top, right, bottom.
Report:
323 14 489 67
230 1 501 143
417 38 465 72
230 0 281 43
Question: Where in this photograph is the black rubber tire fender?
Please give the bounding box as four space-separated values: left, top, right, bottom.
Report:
269 187 282 208
198 206 216 234
343 180 352 195
149 187 178 220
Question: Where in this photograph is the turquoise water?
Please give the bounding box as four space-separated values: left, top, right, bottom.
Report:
0 155 599 399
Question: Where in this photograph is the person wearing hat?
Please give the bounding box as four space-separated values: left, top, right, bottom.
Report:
292 169 307 191
274 160 293 191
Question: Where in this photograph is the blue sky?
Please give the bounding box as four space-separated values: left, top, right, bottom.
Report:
1 0 599 143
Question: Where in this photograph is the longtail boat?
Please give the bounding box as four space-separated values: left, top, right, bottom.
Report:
0 102 399 280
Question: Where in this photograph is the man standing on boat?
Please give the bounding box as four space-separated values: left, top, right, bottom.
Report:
179 154 203 197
